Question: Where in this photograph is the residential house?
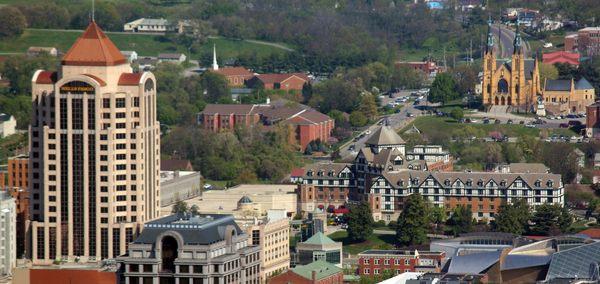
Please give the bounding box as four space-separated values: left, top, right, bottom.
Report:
543 78 595 114
395 61 440 78
0 113 16 138
27 46 58 57
160 159 194 172
542 51 580 66
247 73 310 91
158 53 186 63
137 57 158 71
268 260 343 284
120 50 138 63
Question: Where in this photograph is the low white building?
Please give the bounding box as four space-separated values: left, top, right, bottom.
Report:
158 53 187 63
0 114 16 138
123 18 174 33
0 191 16 277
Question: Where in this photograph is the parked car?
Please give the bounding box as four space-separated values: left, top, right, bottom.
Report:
494 119 501 124
568 120 582 126
349 144 355 151
559 123 569 128
203 183 213 190
507 119 513 124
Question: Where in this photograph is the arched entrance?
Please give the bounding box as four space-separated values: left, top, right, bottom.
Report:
507 96 512 105
498 79 509 93
161 236 178 273
495 96 500 105
501 97 506 105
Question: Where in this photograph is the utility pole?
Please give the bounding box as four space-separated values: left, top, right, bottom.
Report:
469 39 473 66
443 47 447 71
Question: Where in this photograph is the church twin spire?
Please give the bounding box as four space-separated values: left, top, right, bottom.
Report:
513 19 522 54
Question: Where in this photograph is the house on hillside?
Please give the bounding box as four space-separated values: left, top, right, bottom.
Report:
0 113 16 138
158 53 186 63
27 47 58 57
120 51 138 63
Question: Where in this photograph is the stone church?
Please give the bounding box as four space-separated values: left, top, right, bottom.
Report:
481 19 541 111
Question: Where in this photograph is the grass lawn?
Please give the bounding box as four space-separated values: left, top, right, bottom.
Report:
328 231 396 255
0 29 290 60
402 116 541 138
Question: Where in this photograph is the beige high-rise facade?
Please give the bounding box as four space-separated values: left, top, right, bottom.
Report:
29 21 160 264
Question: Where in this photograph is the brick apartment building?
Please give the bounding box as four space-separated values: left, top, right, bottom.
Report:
297 163 355 213
564 27 600 56
247 73 309 91
0 154 30 258
197 101 334 150
358 250 445 276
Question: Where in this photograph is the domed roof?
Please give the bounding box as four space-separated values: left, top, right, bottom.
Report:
238 195 253 204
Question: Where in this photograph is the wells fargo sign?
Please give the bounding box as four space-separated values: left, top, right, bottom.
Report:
60 81 95 94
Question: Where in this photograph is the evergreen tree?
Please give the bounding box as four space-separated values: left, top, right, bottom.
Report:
493 199 530 235
529 204 572 236
428 73 459 105
347 201 374 242
447 205 472 236
396 193 429 247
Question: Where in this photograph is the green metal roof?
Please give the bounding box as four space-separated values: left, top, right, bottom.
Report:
292 260 341 280
303 231 336 245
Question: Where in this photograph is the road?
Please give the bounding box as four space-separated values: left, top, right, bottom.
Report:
338 90 429 161
494 24 530 58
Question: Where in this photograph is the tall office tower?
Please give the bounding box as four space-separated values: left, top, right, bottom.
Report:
29 21 160 264
0 191 16 277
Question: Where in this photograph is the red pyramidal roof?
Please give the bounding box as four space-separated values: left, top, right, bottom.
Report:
62 21 126 66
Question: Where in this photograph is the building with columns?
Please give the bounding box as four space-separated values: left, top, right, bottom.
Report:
481 19 541 111
29 21 160 264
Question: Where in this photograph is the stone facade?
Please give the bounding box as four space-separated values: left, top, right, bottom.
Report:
29 21 160 264
481 20 541 109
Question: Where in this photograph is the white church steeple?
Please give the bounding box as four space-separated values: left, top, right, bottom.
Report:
212 44 219 70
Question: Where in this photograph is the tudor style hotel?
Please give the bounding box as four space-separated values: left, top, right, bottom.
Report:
29 21 160 264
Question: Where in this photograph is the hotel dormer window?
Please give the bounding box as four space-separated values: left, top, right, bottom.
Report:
466 179 473 186
547 180 553 187
535 180 541 187
307 170 313 177
477 180 484 186
444 179 451 186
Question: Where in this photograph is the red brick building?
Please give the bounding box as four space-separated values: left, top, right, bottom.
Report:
247 73 309 91
197 104 261 131
542 51 580 66
395 61 440 77
211 66 254 87
0 154 29 258
564 27 600 56
586 101 600 138
297 163 355 212
268 260 343 284
358 250 445 277
197 102 334 150
19 268 117 284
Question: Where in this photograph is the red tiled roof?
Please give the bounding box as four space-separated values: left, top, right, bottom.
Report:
212 67 253 77
62 21 127 66
542 51 580 65
200 104 256 115
118 73 143 86
82 74 106 86
35 71 58 84
579 228 600 239
290 168 304 177
296 110 332 124
255 73 309 84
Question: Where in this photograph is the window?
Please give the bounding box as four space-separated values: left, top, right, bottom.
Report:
374 269 380 275
180 265 189 273
384 259 389 265
404 259 410 265
103 98 111 108
363 259 369 264
374 259 379 265
116 98 126 108
364 269 370 275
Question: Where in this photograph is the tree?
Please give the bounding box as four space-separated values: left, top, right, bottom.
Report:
346 201 374 242
447 205 472 236
451 64 479 95
449 108 464 121
349 111 368 127
529 204 572 236
190 204 200 216
429 205 447 233
391 66 425 90
428 73 459 104
0 6 27 38
539 63 559 83
396 193 429 247
493 199 530 235
301 83 313 103
200 71 230 103
358 93 378 121
172 200 189 214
